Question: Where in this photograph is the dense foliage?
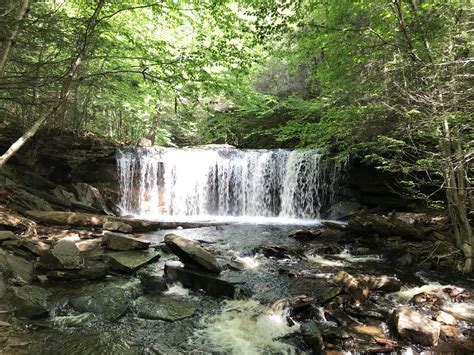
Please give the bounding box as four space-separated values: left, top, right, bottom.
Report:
0 0 472 270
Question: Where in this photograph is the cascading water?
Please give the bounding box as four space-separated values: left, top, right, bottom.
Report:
116 146 335 220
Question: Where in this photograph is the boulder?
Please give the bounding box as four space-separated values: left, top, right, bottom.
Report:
103 221 132 233
164 234 221 273
103 231 150 251
107 250 160 274
0 250 33 284
134 295 198 321
165 263 250 299
10 285 51 318
300 321 325 355
391 307 441 346
50 238 83 269
139 273 168 294
435 311 457 326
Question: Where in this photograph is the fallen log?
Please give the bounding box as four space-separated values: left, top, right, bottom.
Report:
24 210 222 232
347 214 436 242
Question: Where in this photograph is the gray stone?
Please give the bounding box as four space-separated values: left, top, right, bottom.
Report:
107 250 160 274
11 285 51 318
134 295 198 321
435 311 457 326
103 231 150 251
165 263 250 299
318 287 342 303
46 260 109 280
0 231 18 242
103 221 133 233
164 234 221 273
51 239 84 269
70 280 142 320
300 321 325 354
392 307 441 346
0 250 33 284
139 273 168 294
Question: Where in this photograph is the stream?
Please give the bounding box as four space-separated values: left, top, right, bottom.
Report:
19 221 473 354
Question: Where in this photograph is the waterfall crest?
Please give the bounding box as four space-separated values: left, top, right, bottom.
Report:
117 147 333 220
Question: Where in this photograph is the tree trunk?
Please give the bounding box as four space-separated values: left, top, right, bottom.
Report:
0 0 30 77
0 0 105 169
440 116 473 272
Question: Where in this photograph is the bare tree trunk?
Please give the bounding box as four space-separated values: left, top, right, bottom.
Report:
0 0 30 77
0 0 105 169
440 116 473 272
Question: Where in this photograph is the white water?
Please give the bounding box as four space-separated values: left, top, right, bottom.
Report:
191 299 299 354
117 147 335 221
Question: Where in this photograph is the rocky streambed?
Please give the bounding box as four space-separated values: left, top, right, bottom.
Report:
1 217 473 354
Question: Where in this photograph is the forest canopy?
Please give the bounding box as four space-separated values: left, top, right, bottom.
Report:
0 0 472 269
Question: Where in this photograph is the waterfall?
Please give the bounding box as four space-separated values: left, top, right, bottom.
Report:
116 146 335 220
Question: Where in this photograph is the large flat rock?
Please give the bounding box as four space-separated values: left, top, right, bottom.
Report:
103 231 150 251
134 294 198 321
165 263 249 299
70 280 142 321
107 250 160 274
164 234 221 273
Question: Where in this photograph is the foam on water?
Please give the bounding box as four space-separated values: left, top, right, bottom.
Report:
191 299 299 354
305 253 346 267
334 248 382 262
235 256 261 269
164 283 192 298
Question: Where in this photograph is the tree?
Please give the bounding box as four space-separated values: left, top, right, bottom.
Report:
0 0 105 168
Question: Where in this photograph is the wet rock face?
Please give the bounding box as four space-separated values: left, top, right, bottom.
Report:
10 285 51 318
134 295 198 321
102 231 150 251
164 234 221 273
392 307 441 346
